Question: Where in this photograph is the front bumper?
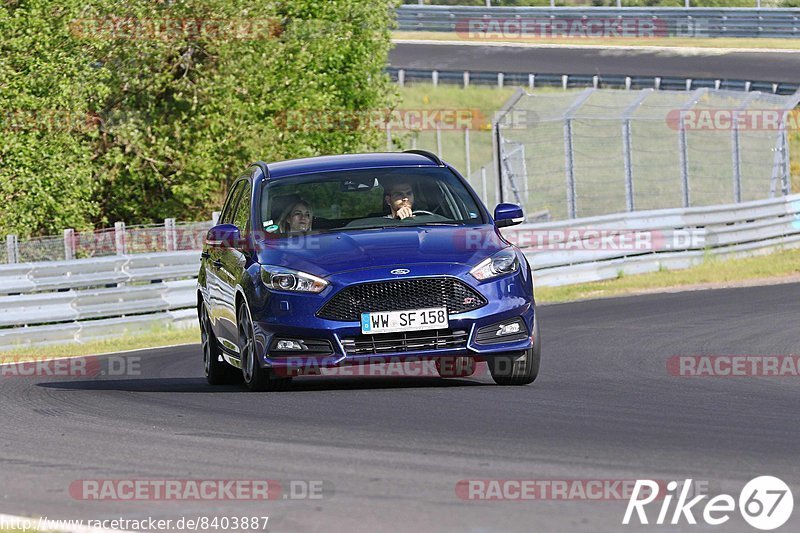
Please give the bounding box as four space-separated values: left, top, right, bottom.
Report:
248 263 535 370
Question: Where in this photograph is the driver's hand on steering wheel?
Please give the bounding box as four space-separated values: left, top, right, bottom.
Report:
396 206 414 220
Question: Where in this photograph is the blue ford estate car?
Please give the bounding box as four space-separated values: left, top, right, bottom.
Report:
197 151 540 391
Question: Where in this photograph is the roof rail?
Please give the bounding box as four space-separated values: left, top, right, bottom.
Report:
251 161 271 180
403 149 444 166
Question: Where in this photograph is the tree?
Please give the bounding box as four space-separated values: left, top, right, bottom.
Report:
0 0 398 237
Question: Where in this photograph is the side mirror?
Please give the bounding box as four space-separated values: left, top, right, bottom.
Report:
206 224 241 248
494 203 525 228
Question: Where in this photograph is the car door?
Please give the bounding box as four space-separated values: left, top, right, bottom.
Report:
208 180 246 349
218 178 253 345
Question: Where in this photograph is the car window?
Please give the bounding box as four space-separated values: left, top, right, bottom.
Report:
220 181 245 225
259 167 485 237
233 181 252 231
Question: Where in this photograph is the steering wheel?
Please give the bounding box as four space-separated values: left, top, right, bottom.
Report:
411 210 436 217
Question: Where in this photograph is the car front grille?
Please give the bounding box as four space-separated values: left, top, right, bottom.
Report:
341 329 468 355
316 278 487 322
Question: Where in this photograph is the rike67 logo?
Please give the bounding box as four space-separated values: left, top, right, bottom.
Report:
623 476 793 530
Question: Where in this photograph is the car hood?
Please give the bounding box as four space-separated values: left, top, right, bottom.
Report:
255 225 508 277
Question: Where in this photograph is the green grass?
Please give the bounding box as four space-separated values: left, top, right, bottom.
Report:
535 246 800 303
0 325 199 361
394 31 800 51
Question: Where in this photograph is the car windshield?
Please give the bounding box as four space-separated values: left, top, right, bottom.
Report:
259 167 485 237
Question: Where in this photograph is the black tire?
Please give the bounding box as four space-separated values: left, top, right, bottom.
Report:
238 303 292 392
200 302 242 385
488 316 540 386
435 356 476 378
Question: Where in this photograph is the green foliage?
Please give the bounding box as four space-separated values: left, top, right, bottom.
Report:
0 0 397 237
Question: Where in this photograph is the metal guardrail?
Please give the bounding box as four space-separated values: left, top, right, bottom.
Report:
0 252 200 349
515 193 800 286
1 194 799 348
388 67 800 95
396 6 800 38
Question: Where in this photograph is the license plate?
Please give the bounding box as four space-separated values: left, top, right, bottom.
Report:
360 307 448 335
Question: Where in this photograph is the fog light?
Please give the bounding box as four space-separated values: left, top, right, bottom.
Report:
276 340 306 351
496 322 521 336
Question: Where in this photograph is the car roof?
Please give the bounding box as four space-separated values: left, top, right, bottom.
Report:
264 152 441 180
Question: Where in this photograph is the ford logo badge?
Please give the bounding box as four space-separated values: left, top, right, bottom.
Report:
390 268 410 275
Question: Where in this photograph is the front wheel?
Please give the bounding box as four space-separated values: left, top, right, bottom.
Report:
488 317 540 386
238 304 292 392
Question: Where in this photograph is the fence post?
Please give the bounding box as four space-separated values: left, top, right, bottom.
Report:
436 123 442 158
114 222 127 255
528 74 535 91
497 73 504 88
464 127 471 180
165 218 177 252
620 89 652 213
678 118 690 207
432 70 438 87
212 211 221 225
63 229 75 260
398 69 405 88
731 114 742 203
561 88 593 219
622 120 635 212
677 88 706 208
463 71 469 89
564 118 577 218
781 127 791 195
481 166 489 207
6 235 19 264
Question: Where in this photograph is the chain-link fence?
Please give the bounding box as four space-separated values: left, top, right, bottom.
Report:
4 220 214 264
497 88 800 221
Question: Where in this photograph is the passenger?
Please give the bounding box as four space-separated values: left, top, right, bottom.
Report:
278 199 313 234
383 180 415 220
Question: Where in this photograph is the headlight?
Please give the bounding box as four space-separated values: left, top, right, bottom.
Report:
260 265 328 293
470 248 519 281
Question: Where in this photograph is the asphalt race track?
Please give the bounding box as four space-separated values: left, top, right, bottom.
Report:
1 283 799 532
390 42 800 83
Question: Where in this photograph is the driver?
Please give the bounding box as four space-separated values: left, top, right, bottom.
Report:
384 180 415 220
